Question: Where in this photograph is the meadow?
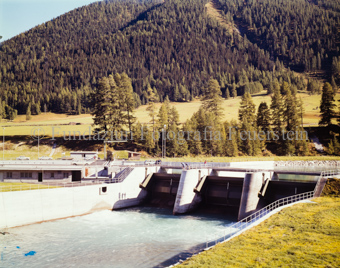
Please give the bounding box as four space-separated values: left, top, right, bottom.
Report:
0 91 334 135
0 91 338 160
177 195 340 268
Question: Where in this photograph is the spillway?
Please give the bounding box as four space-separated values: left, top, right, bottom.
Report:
194 176 244 215
140 173 181 208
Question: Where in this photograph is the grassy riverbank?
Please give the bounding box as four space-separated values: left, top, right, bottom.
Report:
177 184 340 267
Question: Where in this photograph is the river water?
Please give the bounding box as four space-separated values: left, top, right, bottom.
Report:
0 207 235 268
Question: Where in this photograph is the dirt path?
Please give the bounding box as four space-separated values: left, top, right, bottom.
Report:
205 0 240 36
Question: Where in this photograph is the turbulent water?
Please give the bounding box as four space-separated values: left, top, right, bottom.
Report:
0 207 235 268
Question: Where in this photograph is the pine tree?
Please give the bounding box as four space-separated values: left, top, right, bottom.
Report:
319 82 335 126
202 78 223 119
224 121 238 157
91 77 111 132
231 83 237 98
270 84 284 132
120 73 136 134
239 91 256 124
146 86 157 133
283 84 299 132
256 102 271 133
328 136 340 156
157 103 168 130
26 104 32 121
106 74 125 134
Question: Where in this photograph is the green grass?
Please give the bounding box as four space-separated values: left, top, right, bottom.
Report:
178 196 340 268
0 183 60 192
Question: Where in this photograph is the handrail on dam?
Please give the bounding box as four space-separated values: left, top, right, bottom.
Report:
320 169 340 177
111 167 134 183
205 190 315 248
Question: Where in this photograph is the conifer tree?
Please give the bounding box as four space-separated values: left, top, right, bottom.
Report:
146 86 157 132
231 83 237 98
26 104 32 121
120 73 136 133
270 83 284 132
239 91 256 124
283 84 298 132
256 102 271 133
91 77 111 132
202 78 223 119
224 120 238 157
319 82 335 127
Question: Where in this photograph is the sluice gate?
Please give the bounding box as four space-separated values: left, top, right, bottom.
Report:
136 166 323 220
264 180 317 204
194 176 244 215
140 173 181 208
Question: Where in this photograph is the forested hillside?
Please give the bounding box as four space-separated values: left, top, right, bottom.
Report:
218 0 340 72
0 0 339 119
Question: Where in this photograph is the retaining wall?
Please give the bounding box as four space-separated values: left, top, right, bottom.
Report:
0 166 157 228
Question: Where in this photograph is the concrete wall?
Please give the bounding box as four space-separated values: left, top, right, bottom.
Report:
112 166 158 209
173 169 210 214
0 184 116 228
0 166 157 228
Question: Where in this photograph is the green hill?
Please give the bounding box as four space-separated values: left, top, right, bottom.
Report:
0 0 339 118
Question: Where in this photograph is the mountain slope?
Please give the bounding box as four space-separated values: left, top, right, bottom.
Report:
0 0 338 117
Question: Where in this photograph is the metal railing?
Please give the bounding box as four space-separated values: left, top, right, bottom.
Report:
205 190 315 248
111 167 134 183
275 160 340 167
0 181 106 192
320 169 340 177
245 168 271 173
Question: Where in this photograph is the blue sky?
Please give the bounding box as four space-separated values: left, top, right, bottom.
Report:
0 0 98 41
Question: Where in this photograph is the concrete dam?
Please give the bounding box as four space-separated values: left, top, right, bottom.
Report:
0 161 333 228
137 163 324 220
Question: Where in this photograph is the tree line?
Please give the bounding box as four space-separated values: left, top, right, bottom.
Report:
92 73 314 157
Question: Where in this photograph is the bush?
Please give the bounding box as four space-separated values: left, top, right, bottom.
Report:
322 178 340 197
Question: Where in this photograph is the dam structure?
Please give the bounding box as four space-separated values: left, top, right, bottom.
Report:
0 160 338 228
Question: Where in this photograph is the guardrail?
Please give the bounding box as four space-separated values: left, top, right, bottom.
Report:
0 181 105 192
205 190 315 248
320 169 340 177
275 160 340 167
111 167 134 183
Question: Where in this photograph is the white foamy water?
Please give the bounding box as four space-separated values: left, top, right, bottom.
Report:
0 207 235 268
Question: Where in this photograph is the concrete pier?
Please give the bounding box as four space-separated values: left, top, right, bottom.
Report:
173 169 210 214
238 172 271 220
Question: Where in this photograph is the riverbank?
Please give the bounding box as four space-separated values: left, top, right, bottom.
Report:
177 181 340 267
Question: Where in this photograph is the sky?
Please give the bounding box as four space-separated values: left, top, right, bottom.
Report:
0 0 98 41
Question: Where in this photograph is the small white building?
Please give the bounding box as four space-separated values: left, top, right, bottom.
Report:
0 161 83 183
70 151 98 160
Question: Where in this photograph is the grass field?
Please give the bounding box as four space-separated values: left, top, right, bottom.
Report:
177 195 340 268
0 91 338 138
0 91 338 160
